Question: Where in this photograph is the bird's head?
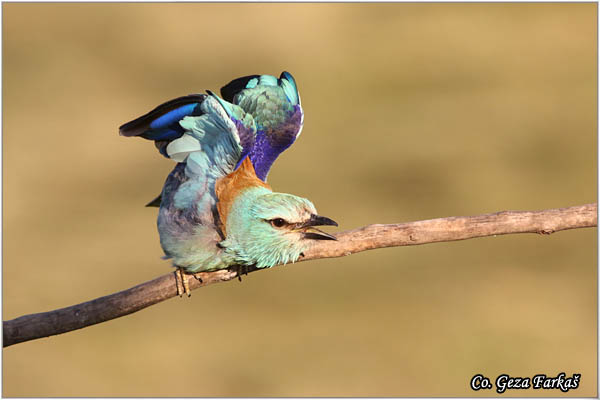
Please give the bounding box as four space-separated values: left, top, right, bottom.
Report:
221 188 337 269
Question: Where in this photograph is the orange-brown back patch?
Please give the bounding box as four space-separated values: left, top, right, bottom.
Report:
215 157 271 235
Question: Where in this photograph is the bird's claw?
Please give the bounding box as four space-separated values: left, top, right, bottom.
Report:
236 264 251 282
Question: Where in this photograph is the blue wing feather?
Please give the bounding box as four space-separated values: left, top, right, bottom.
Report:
119 94 206 150
149 103 200 130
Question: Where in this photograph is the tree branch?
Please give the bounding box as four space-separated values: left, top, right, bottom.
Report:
3 203 596 348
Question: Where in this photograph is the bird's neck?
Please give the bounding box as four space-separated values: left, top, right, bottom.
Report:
215 156 271 236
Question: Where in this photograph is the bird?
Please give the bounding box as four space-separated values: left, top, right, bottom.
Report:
120 72 337 295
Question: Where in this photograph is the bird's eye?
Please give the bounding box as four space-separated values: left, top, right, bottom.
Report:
270 218 286 228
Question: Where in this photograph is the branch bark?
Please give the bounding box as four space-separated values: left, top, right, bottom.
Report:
3 203 596 348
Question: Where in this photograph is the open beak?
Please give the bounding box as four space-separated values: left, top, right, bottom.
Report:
300 214 338 241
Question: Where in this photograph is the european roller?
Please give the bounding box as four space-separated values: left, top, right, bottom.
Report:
120 72 337 295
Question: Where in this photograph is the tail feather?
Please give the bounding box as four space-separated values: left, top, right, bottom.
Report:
145 194 162 207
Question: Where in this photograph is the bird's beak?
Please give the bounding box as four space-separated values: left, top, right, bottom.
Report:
300 214 338 241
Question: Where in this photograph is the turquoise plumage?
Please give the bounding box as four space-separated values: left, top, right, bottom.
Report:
120 75 335 293
221 72 304 180
220 186 323 269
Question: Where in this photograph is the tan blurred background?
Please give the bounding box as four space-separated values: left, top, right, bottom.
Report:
2 3 597 397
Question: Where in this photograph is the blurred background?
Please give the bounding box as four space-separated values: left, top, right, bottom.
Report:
3 3 596 397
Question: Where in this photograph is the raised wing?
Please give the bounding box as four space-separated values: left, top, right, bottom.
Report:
220 71 304 181
120 93 256 161
120 91 257 206
121 94 257 271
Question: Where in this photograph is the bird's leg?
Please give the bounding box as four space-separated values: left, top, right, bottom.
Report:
174 267 192 297
182 269 191 297
174 268 184 297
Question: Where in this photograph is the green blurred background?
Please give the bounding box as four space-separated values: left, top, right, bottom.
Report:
3 3 597 397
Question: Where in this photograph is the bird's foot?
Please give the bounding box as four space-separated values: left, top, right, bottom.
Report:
174 267 192 297
236 264 250 282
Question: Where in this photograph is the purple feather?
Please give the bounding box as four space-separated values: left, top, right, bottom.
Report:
249 105 303 180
